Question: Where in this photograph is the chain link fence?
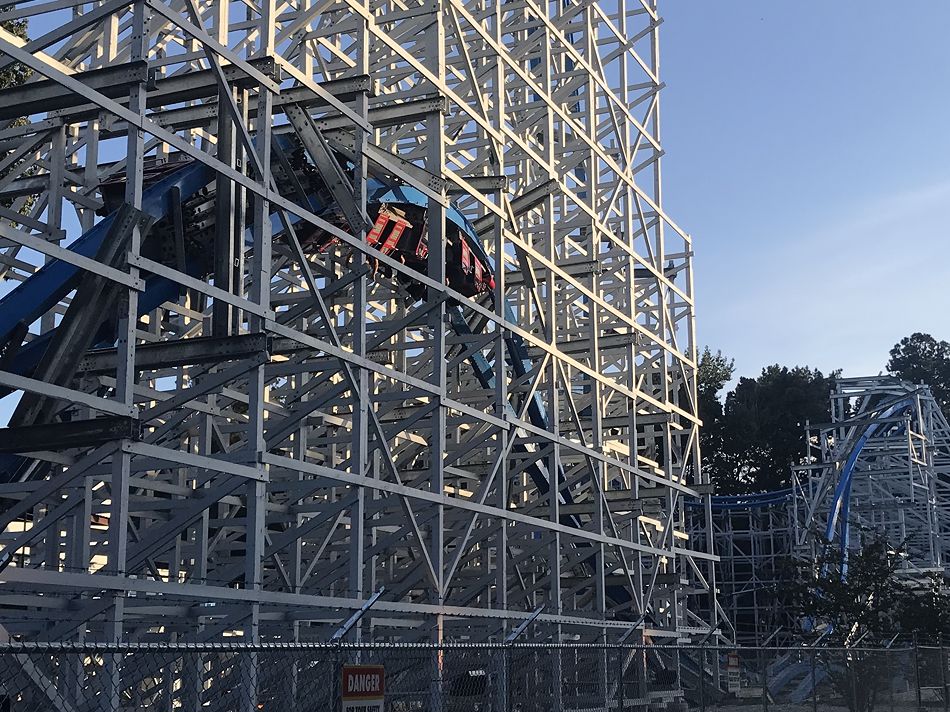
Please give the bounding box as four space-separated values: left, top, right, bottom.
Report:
0 642 943 711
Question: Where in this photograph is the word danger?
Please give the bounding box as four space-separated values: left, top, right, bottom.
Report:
341 665 385 705
346 672 382 695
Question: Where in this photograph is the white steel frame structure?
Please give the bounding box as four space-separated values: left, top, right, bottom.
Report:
692 376 950 646
793 376 950 577
0 0 713 654
689 497 795 645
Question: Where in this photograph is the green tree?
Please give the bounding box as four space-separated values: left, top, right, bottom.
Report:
698 347 735 413
0 16 32 215
787 537 903 646
887 332 950 415
696 347 734 454
696 347 745 495
895 573 950 644
699 357 837 494
783 538 950 711
723 365 838 492
786 539 903 712
0 18 29 89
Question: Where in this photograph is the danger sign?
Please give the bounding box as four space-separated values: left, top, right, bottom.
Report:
342 665 385 711
726 652 740 693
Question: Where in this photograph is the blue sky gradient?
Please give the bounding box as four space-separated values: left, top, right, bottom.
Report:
659 2 950 379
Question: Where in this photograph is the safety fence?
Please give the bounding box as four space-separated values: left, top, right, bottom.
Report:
0 642 944 711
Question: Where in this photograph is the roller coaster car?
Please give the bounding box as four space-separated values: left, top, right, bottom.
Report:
99 151 495 304
303 201 495 302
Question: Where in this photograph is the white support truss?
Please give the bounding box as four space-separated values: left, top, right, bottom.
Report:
0 0 713 654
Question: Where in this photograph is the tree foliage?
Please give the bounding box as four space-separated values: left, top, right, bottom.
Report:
783 538 950 712
786 537 904 646
697 335 950 494
698 351 837 494
887 332 950 415
784 535 950 645
696 347 733 481
0 18 29 90
697 347 734 410
0 17 32 215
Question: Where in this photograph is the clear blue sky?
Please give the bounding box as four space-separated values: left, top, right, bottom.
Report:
659 2 950 380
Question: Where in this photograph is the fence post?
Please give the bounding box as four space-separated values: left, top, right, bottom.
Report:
333 645 342 712
760 646 769 712
182 648 203 712
492 645 508 712
616 647 626 712
850 653 858 712
506 645 512 712
699 644 706 712
941 643 949 712
240 646 259 712
429 645 443 712
914 639 923 711
890 648 896 712
674 647 681 709
811 649 818 712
